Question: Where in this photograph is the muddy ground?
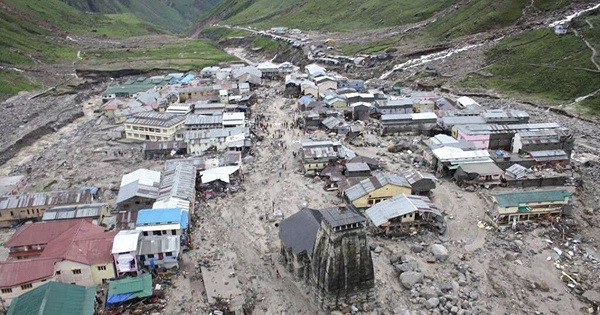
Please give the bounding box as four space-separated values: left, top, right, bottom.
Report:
1 45 600 314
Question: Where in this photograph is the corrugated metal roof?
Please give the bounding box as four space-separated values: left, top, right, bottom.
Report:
125 111 185 128
138 235 180 255
42 203 106 221
492 189 571 208
506 164 528 179
116 181 159 204
320 207 365 228
345 172 410 202
0 258 57 288
346 162 370 172
112 230 142 253
157 162 196 203
7 282 95 315
121 169 161 188
0 191 92 211
365 194 441 227
107 273 152 304
185 114 223 126
136 208 188 229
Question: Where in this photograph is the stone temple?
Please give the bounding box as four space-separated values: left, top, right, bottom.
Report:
279 206 374 310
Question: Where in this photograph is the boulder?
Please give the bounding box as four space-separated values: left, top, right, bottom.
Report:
430 244 449 262
400 271 424 289
410 243 424 253
424 297 440 309
583 290 600 304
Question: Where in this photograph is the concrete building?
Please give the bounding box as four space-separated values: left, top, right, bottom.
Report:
301 141 342 172
453 123 568 151
380 112 437 135
138 235 180 269
135 208 188 237
375 99 413 115
115 169 161 229
344 172 412 209
454 162 504 186
184 127 249 156
488 189 572 225
512 129 574 155
124 112 185 141
112 230 142 277
185 114 223 130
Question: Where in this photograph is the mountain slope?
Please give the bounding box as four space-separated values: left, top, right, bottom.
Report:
61 0 222 33
205 0 454 31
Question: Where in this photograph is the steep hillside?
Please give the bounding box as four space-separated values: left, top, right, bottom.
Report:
61 0 222 33
206 0 454 31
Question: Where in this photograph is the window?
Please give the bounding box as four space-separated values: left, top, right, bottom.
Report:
72 269 82 275
172 230 177 235
97 265 107 271
21 283 32 290
147 254 154 259
55 270 61 275
153 231 161 236
165 252 173 257
1 288 12 294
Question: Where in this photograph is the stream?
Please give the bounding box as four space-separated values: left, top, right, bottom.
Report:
548 2 600 27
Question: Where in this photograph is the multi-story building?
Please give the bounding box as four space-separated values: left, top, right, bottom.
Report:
124 112 185 141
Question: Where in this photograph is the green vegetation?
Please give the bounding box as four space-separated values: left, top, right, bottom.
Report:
0 10 76 64
61 0 222 33
203 26 252 41
251 36 282 51
423 0 526 39
0 70 42 96
79 40 237 71
218 0 453 31
4 0 161 37
579 93 600 114
456 27 600 111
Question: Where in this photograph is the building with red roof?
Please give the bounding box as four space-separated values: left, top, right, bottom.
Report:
0 220 116 306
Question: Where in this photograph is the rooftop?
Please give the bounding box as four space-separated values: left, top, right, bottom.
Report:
107 273 153 305
42 203 107 221
136 208 188 229
279 208 322 254
7 282 96 315
321 206 366 229
492 189 571 208
365 194 442 227
125 112 185 128
345 172 410 202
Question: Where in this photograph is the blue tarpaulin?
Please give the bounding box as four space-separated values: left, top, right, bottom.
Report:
107 293 134 304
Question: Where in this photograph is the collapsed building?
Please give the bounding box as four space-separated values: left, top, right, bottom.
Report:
279 207 374 310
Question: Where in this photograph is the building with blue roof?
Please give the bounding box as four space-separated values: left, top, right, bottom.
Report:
135 208 188 237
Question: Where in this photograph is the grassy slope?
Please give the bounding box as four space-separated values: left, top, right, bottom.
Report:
79 39 237 71
457 18 600 110
61 0 222 33
0 70 42 98
203 26 283 51
222 0 453 31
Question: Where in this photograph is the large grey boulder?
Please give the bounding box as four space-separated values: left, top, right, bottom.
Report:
430 244 449 262
400 271 423 289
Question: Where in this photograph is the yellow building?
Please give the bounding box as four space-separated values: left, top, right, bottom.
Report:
489 189 571 225
55 260 115 285
124 111 185 141
345 172 412 209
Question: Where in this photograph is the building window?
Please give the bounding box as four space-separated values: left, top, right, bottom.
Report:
72 269 82 275
21 283 33 290
55 270 61 275
1 288 12 294
97 265 107 271
147 254 154 259
165 252 173 257
172 230 177 235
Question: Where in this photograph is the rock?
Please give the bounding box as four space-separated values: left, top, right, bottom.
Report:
535 279 550 292
410 243 424 253
424 297 440 309
583 290 600 304
469 291 479 300
395 261 418 273
369 243 378 251
420 286 438 299
374 246 383 254
400 271 424 289
451 306 459 314
393 307 411 315
430 244 449 262
513 240 524 248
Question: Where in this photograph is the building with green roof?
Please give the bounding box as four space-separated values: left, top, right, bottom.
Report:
489 189 572 225
6 281 95 315
107 273 152 305
101 76 168 102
